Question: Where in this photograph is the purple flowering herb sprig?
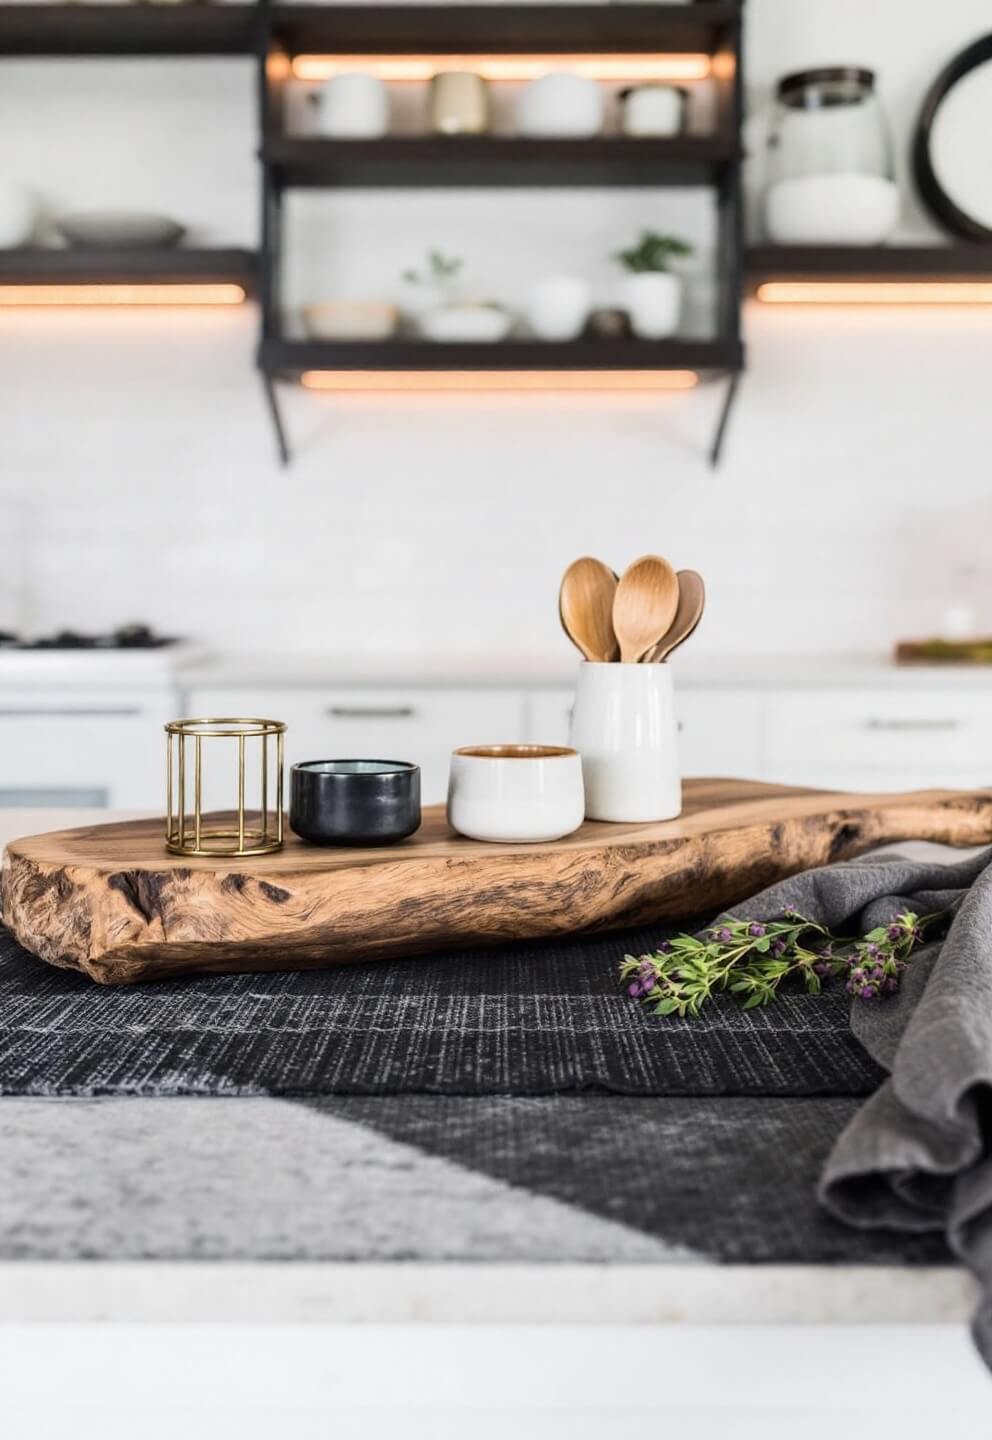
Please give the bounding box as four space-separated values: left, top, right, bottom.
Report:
620 908 947 1017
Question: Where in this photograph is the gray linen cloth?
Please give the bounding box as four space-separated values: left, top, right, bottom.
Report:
719 845 992 1368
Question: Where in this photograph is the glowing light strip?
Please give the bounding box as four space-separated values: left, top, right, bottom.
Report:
300 370 699 392
0 284 247 307
756 281 992 306
291 54 712 83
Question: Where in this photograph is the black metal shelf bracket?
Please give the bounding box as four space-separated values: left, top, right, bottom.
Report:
709 370 741 468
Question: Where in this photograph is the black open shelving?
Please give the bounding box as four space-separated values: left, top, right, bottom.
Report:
0 247 258 292
0 3 257 57
264 135 738 189
746 243 992 291
0 8 259 298
257 0 747 465
263 336 743 377
268 3 741 55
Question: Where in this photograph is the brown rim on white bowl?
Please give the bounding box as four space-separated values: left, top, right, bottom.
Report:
454 744 577 760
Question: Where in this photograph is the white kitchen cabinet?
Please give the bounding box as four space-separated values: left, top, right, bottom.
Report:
764 691 992 792
0 688 175 808
526 686 765 779
186 687 527 806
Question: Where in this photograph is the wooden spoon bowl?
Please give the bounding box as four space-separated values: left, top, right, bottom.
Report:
559 557 619 663
612 555 680 664
644 569 706 663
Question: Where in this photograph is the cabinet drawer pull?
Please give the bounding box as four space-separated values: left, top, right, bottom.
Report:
0 706 141 719
327 705 417 720
863 717 960 732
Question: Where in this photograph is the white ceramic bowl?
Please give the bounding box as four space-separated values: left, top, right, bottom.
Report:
419 304 513 342
303 301 399 341
447 744 585 844
55 211 186 250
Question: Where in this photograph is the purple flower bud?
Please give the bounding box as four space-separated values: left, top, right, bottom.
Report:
813 961 833 978
716 927 733 943
860 984 877 1000
884 977 899 993
658 940 673 954
771 939 787 957
887 925 903 941
628 981 643 999
865 944 880 959
851 968 865 982
871 966 885 982
845 980 856 995
748 923 766 937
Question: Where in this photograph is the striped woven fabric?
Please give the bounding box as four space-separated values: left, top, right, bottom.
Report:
0 923 882 1099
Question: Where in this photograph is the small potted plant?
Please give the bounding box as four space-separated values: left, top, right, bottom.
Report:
614 230 693 340
402 250 512 342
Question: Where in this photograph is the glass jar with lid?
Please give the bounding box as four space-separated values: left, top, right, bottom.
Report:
764 66 899 244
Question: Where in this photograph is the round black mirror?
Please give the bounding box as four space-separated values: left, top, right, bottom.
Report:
913 34 992 241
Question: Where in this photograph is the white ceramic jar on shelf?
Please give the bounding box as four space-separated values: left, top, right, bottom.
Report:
518 73 604 137
317 73 389 138
764 66 899 244
570 663 681 822
527 275 590 340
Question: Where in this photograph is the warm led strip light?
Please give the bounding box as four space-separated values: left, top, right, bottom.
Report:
300 370 699 392
0 284 247 307
291 54 713 82
756 281 992 306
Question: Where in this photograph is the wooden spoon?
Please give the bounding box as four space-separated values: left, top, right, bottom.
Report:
612 554 680 664
643 569 706 663
558 557 619 662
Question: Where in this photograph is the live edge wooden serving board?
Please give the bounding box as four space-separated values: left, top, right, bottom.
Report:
3 779 992 986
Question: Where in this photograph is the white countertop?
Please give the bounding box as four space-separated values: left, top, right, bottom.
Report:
175 651 992 693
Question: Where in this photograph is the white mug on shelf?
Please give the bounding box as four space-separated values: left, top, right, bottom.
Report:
317 73 389 138
569 662 681 823
527 274 591 341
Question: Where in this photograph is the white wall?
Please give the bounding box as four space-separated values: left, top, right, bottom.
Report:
1 0 990 664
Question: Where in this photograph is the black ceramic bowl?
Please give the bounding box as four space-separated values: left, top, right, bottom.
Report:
290 759 421 846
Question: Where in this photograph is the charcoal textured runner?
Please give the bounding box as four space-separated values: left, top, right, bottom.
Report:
713 845 992 1371
0 921 883 1099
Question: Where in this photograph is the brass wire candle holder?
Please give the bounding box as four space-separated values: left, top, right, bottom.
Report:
165 717 286 857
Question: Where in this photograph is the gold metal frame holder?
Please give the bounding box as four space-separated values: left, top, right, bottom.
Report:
165 717 286 857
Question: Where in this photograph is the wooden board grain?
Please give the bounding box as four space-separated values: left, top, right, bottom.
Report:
2 779 991 985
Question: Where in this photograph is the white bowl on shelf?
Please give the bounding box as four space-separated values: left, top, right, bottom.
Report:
419 304 513 342
303 301 399 341
55 211 186 250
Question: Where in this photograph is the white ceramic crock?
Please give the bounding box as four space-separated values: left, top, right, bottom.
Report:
447 744 585 843
527 274 591 340
620 84 685 137
570 663 681 823
518 73 604 138
620 271 682 340
318 73 389 138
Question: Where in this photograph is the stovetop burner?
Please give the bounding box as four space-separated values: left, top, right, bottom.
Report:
0 624 179 652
